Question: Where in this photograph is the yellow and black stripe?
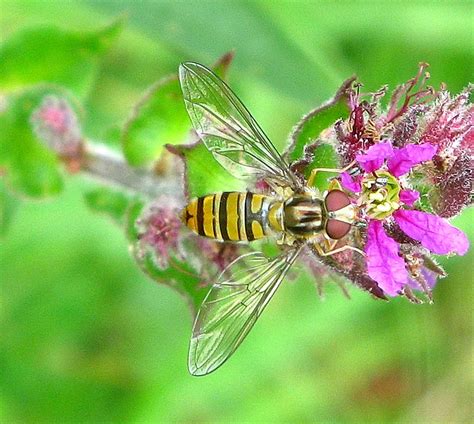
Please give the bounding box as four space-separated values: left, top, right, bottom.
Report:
182 192 276 242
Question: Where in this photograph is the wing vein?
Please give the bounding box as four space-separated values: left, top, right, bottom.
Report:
188 248 302 375
179 62 300 188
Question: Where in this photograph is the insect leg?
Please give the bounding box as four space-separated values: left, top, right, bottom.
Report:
314 242 365 258
306 161 357 187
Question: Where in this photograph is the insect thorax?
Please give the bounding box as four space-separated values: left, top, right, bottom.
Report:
283 195 325 237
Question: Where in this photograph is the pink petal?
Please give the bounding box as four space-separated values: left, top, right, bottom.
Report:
421 268 438 288
393 209 469 255
407 268 438 291
355 142 394 173
365 220 409 296
387 143 437 177
340 172 361 193
399 189 420 206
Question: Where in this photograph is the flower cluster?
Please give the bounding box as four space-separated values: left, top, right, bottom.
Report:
341 141 468 296
330 65 472 299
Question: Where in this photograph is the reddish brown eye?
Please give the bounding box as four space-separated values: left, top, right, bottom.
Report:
325 189 350 212
326 219 351 239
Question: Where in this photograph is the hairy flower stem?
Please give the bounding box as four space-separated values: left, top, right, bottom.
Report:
82 142 183 201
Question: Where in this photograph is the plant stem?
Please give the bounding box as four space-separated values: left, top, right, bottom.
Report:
82 142 182 201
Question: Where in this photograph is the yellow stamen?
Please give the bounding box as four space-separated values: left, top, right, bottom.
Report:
369 191 385 202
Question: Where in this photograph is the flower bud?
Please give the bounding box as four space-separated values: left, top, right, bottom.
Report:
136 199 183 270
31 95 83 161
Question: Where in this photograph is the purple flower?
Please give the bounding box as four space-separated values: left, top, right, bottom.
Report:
301 65 471 301
343 140 469 296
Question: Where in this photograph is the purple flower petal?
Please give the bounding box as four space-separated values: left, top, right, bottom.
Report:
399 189 420 206
340 172 361 193
387 143 437 177
365 220 409 296
393 209 469 255
421 268 438 289
407 268 438 291
356 142 394 173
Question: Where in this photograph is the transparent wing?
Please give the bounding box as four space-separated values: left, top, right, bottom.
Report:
179 62 299 187
189 248 301 376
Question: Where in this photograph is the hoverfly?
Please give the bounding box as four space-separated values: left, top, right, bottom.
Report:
179 62 361 376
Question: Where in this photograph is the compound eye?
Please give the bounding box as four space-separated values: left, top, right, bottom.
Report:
326 219 351 240
325 189 350 212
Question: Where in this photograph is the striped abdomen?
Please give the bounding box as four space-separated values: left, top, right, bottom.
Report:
182 192 282 242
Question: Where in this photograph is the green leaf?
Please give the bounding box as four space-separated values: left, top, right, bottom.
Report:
122 52 235 167
167 142 244 199
285 76 354 163
0 178 20 236
304 143 339 192
0 19 123 98
122 76 189 167
0 85 75 198
84 186 136 226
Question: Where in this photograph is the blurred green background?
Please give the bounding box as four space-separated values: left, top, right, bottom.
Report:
1 1 473 422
